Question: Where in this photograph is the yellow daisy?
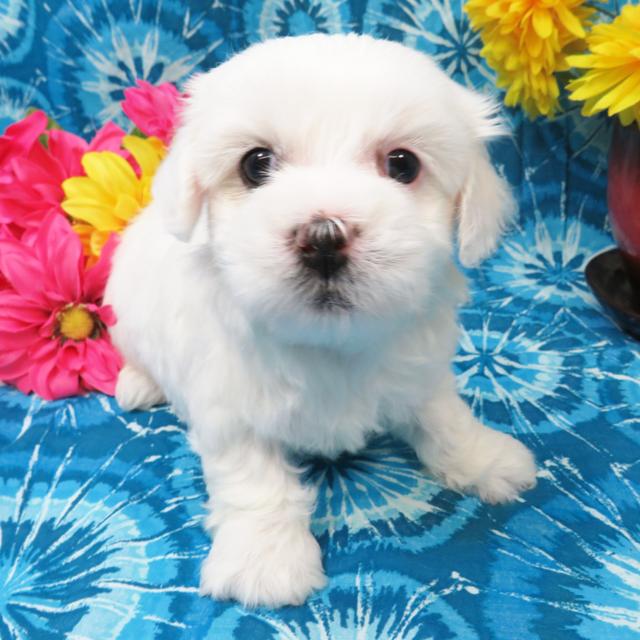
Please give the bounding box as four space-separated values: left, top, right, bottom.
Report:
465 0 593 118
62 135 165 259
567 4 640 127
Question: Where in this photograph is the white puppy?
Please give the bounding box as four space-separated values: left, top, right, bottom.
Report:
106 33 537 608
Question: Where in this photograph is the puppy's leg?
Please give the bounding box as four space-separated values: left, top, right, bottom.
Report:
198 435 326 607
407 374 537 503
115 363 166 411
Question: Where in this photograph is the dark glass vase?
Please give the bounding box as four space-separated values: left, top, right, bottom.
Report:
608 121 640 289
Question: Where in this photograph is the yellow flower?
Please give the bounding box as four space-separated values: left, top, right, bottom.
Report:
62 135 165 259
567 5 640 127
465 0 593 118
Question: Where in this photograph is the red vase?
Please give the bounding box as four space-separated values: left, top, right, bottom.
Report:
608 121 640 288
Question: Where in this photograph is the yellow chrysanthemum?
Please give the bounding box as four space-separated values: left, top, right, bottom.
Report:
62 135 165 259
567 5 640 127
465 0 593 118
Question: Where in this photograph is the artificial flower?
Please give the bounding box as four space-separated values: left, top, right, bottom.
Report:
567 5 640 127
61 135 165 258
0 110 47 166
465 0 593 118
0 113 129 237
122 80 182 146
0 111 50 234
0 214 122 400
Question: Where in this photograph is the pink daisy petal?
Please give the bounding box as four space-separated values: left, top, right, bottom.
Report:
30 337 59 361
97 305 117 327
30 350 81 400
0 315 42 332
28 351 58 401
0 130 68 235
0 327 41 350
43 216 84 302
0 349 30 378
58 341 86 372
13 144 65 185
0 292 49 323
122 80 182 145
81 338 121 395
47 366 82 399
46 129 88 178
89 122 128 157
84 233 119 301
0 241 47 304
13 372 34 395
0 111 48 164
29 350 81 400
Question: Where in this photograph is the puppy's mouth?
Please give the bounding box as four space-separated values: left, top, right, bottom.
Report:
291 270 354 313
312 286 352 311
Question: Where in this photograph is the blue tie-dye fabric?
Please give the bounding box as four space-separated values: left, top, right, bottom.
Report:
1 1 639 638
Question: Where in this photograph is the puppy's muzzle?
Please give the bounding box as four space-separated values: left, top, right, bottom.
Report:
295 216 352 280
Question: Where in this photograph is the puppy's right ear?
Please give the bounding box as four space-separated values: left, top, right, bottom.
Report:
153 128 204 241
455 91 514 267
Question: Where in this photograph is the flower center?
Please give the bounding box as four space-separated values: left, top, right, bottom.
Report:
57 305 96 341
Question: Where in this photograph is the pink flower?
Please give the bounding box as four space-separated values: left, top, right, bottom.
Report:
0 213 122 400
122 80 182 145
0 111 129 237
0 110 48 166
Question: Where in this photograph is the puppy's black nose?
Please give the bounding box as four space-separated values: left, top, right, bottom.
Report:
296 217 350 280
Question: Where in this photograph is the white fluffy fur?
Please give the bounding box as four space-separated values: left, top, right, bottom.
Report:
105 34 536 608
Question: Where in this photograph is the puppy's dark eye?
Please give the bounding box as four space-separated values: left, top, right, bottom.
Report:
385 149 421 184
240 147 276 187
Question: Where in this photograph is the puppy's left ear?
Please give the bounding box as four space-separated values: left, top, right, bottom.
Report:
153 72 215 241
456 92 514 267
153 129 205 241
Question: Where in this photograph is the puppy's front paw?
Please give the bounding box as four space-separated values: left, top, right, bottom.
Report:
200 519 327 607
437 430 537 504
472 432 537 503
116 364 166 411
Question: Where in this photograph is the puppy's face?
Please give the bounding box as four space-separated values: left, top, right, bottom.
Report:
156 35 512 344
